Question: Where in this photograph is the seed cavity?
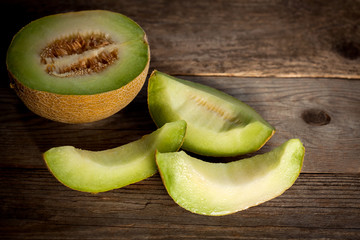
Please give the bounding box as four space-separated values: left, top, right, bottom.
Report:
40 32 119 77
190 95 241 125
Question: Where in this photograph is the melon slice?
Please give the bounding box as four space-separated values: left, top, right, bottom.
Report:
156 139 304 216
6 10 149 123
43 120 186 193
148 70 275 157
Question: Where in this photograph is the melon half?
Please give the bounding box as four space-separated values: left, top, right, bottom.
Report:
6 10 150 123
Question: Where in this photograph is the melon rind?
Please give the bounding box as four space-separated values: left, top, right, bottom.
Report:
9 60 149 123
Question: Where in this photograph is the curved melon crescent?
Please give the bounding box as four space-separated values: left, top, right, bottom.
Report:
147 70 275 157
43 120 186 193
156 139 305 216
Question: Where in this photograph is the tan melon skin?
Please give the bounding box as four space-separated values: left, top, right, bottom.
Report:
9 59 149 124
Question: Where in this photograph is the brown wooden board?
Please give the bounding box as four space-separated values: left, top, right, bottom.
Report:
1 76 359 173
1 0 360 239
1 0 360 81
1 169 359 239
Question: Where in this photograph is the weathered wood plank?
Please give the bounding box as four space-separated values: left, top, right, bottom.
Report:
1 169 359 239
1 1 359 238
146 0 360 78
1 0 359 80
1 76 359 173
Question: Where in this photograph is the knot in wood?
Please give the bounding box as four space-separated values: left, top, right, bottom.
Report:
301 109 331 126
334 40 360 60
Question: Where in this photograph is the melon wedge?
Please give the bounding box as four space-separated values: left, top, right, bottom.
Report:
148 70 275 157
43 120 186 193
156 139 304 216
7 10 150 123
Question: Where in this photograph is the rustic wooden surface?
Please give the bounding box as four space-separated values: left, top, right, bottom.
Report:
1 0 359 239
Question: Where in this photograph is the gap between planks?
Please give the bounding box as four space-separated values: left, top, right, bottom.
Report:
157 71 360 80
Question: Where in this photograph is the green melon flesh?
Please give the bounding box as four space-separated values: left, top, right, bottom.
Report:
156 139 304 216
43 120 186 193
6 10 149 95
148 70 275 157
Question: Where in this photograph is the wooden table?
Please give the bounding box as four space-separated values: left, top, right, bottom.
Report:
1 0 359 239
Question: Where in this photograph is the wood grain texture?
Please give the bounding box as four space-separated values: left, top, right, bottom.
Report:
1 169 359 239
1 0 360 81
1 76 359 173
1 1 359 238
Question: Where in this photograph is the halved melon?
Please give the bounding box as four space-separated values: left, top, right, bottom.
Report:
6 10 150 123
156 139 304 216
148 70 275 157
43 120 187 193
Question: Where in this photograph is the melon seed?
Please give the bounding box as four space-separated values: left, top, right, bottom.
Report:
40 32 119 77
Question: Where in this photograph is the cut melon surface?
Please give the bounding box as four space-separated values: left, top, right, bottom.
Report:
7 10 149 95
156 139 304 216
43 120 186 193
148 70 275 157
